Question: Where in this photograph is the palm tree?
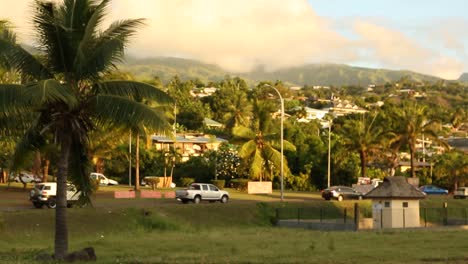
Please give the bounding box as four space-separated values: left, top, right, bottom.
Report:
388 102 444 178
232 100 295 181
338 112 384 178
0 0 172 259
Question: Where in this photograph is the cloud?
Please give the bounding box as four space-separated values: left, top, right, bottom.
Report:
110 0 356 72
0 0 466 79
353 21 465 79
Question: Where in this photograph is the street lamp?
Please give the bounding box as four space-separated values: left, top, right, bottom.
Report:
327 120 331 188
263 84 284 202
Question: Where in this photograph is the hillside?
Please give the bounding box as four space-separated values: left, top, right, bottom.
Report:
458 72 468 82
119 56 443 86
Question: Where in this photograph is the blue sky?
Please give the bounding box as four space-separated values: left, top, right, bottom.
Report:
1 0 466 79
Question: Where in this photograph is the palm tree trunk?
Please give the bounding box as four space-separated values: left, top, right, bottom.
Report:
55 135 72 259
409 142 416 178
43 159 50 182
135 132 140 191
359 150 367 178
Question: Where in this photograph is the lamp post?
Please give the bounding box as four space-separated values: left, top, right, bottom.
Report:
327 120 331 188
263 84 284 202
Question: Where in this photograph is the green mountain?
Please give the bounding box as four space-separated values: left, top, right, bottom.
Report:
120 56 443 86
457 73 468 82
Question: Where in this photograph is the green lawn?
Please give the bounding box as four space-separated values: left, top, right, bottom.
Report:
0 184 467 263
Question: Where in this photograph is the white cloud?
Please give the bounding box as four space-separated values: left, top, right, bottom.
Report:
111 0 356 72
353 21 465 79
0 0 466 79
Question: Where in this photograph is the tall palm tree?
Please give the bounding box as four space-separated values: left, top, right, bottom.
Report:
233 100 295 181
388 102 443 178
0 0 172 259
338 112 384 178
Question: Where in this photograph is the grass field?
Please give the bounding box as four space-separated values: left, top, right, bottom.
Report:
0 183 467 263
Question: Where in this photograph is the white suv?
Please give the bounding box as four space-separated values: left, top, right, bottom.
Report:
29 182 80 208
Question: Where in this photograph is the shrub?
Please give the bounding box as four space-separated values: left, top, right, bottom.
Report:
210 179 225 189
230 178 249 191
145 177 160 190
179 177 195 187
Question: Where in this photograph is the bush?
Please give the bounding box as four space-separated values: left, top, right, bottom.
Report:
230 178 249 191
179 177 195 187
145 177 160 190
210 179 225 189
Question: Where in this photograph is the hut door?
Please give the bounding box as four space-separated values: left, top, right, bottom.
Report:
372 202 383 229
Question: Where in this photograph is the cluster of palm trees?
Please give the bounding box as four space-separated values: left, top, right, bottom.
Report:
336 101 448 180
0 0 172 258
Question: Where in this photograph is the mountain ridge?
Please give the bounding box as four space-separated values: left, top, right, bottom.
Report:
120 56 445 86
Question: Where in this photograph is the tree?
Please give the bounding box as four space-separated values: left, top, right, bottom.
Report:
232 99 296 182
387 101 445 178
0 0 172 258
433 150 468 190
337 112 384 178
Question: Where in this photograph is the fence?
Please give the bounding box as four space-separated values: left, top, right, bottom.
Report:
275 205 468 230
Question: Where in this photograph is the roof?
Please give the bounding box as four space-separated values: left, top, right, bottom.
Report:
204 118 223 128
364 176 425 199
151 134 227 144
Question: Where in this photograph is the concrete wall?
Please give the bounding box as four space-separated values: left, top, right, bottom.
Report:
372 199 420 229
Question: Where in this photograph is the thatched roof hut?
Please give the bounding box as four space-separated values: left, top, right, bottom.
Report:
365 176 425 199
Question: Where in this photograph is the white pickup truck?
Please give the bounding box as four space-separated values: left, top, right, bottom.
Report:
175 183 229 204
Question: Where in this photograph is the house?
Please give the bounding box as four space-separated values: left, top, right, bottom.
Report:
203 118 223 129
365 176 425 229
330 99 367 116
151 134 227 161
291 106 329 122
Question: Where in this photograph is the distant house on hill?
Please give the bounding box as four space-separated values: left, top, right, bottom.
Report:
330 99 367 116
151 134 227 161
203 118 224 129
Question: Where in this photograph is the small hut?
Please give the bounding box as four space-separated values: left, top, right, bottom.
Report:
364 176 425 229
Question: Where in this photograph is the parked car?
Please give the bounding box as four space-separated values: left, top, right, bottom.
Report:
90 172 119 186
419 185 448 195
175 183 229 204
29 182 80 208
454 187 468 199
10 171 42 183
321 186 363 201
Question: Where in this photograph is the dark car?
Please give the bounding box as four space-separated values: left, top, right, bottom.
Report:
419 185 448 195
321 186 363 201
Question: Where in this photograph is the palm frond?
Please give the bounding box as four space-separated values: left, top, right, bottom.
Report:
77 19 145 79
93 81 173 104
0 28 51 79
250 150 263 180
67 133 93 205
24 79 78 108
232 126 256 140
238 140 256 158
0 84 29 114
11 128 46 170
90 95 172 134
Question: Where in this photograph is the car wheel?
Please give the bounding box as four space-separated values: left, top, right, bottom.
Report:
220 195 229 204
47 198 57 209
193 196 201 204
33 202 43 209
337 195 343 202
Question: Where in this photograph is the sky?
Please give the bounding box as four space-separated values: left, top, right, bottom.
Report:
0 0 467 79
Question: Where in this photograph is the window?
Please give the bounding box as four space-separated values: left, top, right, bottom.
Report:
402 202 408 208
209 185 218 191
202 185 209 191
189 184 200 190
384 202 390 207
